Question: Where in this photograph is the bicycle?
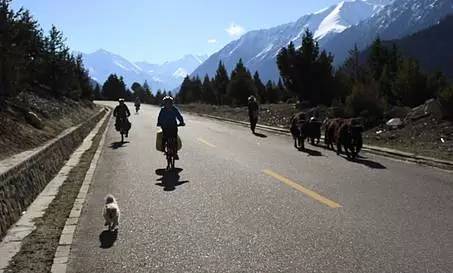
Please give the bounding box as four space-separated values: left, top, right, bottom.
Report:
116 117 129 143
163 124 184 171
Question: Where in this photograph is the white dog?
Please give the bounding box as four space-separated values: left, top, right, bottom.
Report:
103 194 120 230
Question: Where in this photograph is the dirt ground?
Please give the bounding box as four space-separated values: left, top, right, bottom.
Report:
179 103 453 161
0 92 99 160
363 117 453 161
3 115 108 273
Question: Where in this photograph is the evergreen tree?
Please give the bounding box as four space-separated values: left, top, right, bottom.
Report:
93 84 102 100
265 80 279 103
277 78 290 102
202 74 216 104
101 74 127 100
0 2 96 101
227 59 257 106
277 29 335 105
156 89 166 104
177 76 192 103
131 82 146 101
76 54 93 100
253 71 266 103
393 58 429 107
368 37 390 81
213 61 229 104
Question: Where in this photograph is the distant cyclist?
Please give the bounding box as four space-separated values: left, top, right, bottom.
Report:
134 97 141 113
157 96 185 159
248 95 259 134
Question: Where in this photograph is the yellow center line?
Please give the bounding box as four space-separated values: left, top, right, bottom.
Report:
263 169 342 209
197 138 216 148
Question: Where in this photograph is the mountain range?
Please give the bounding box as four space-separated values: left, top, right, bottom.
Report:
192 0 453 82
80 0 453 92
79 50 207 91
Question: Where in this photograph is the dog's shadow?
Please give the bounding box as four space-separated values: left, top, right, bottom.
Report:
155 168 189 191
99 229 118 249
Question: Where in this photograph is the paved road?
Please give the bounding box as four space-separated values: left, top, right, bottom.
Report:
68 102 453 273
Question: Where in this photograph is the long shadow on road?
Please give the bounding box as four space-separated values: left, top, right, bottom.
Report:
346 156 387 169
299 147 323 157
109 141 129 150
155 168 189 191
253 132 268 138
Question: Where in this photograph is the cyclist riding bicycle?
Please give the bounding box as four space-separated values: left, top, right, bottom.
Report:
134 96 141 113
157 96 185 160
113 98 131 137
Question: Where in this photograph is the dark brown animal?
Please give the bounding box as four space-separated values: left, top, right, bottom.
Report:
324 118 344 150
290 112 308 150
333 118 363 158
306 118 322 145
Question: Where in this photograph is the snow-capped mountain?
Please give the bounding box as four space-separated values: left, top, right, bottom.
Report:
324 0 453 65
191 0 389 81
79 49 207 90
135 54 208 90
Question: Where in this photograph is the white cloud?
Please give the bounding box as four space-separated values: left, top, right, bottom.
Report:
207 38 217 44
225 23 245 38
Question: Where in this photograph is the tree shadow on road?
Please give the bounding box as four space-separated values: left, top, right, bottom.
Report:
253 132 268 138
99 229 118 249
109 141 129 150
345 156 387 169
155 168 189 191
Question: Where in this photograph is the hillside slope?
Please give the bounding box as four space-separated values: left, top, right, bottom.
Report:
0 93 99 160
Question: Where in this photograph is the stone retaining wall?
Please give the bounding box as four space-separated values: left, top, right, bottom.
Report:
0 107 108 239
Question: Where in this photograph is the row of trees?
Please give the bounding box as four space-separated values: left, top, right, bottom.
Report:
177 60 290 106
97 74 171 105
0 1 93 101
275 29 453 120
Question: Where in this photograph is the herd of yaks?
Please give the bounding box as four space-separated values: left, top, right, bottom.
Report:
290 112 363 159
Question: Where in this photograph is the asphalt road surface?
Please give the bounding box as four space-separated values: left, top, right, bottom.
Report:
67 102 453 273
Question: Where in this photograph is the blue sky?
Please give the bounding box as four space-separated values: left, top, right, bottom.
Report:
12 0 339 64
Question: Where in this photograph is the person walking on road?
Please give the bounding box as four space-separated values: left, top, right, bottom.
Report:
248 95 259 134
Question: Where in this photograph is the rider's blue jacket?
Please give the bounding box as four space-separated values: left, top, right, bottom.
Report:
157 106 184 129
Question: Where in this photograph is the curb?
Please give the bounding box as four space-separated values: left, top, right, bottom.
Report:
50 110 112 273
192 113 453 170
0 109 110 273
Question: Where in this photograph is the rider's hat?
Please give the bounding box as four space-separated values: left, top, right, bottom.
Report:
118 98 125 102
248 95 256 102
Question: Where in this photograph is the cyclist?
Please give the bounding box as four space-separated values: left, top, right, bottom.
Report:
113 98 131 137
134 97 141 113
157 96 185 159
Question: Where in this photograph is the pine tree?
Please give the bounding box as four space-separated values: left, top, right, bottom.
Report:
227 59 257 106
202 74 216 104
253 71 266 103
93 84 102 100
131 82 146 101
213 61 229 105
101 74 127 100
178 76 192 103
368 37 389 81
393 58 428 107
277 29 335 105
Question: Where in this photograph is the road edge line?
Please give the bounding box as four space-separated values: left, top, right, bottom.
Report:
50 110 112 273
